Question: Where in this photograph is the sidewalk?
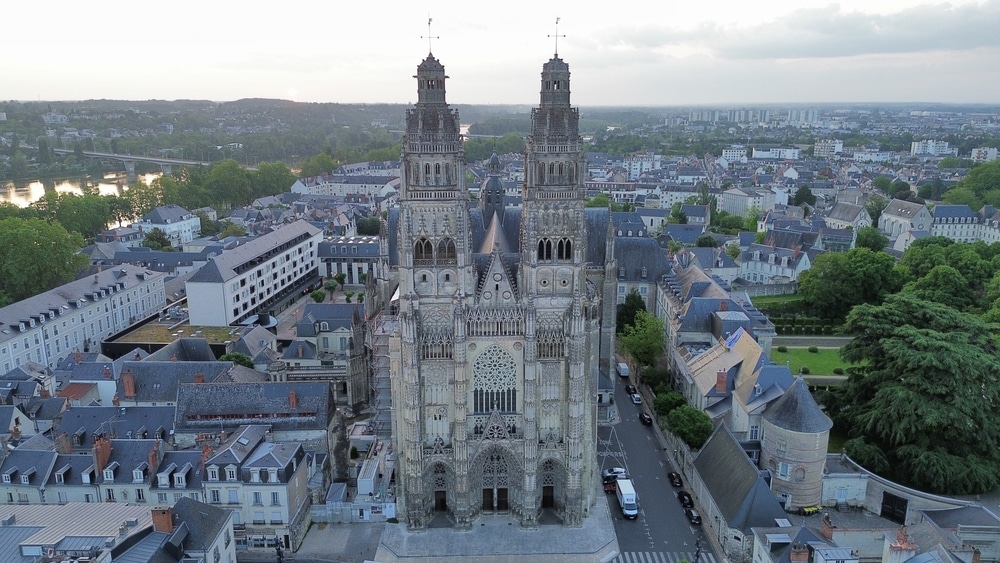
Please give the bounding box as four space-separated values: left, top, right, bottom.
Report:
237 521 385 562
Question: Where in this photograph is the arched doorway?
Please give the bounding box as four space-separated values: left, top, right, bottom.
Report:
472 446 522 516
422 462 454 522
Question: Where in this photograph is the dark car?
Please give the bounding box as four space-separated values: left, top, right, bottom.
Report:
625 384 637 395
677 490 694 508
639 412 653 425
684 508 702 525
667 471 683 487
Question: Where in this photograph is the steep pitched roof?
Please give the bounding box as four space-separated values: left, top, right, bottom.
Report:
762 377 833 433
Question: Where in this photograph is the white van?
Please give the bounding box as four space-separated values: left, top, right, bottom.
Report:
616 362 630 378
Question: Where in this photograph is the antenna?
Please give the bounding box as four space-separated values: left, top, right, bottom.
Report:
421 17 440 55
548 17 566 56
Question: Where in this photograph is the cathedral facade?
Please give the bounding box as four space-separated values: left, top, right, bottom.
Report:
379 51 616 531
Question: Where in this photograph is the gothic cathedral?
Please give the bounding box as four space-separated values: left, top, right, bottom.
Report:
380 50 616 531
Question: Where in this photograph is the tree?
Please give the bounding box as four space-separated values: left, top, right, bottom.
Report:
724 243 741 260
900 264 972 311
586 193 612 208
219 221 247 238
219 352 254 368
344 290 355 303
667 406 713 449
830 294 1000 494
195 211 219 236
616 289 646 334
865 196 889 226
310 290 326 303
872 176 892 195
669 203 688 224
141 228 173 250
299 151 338 178
854 226 888 252
797 247 902 320
0 218 88 305
618 311 664 369
357 216 381 236
334 272 347 289
695 234 717 248
653 390 686 418
324 279 338 300
793 185 817 206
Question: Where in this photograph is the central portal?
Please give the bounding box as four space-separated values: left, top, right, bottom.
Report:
482 487 509 511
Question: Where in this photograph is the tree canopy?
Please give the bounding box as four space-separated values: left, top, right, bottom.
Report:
854 226 888 252
829 294 1000 494
0 218 88 305
797 247 902 320
666 406 714 449
618 310 664 368
616 289 646 335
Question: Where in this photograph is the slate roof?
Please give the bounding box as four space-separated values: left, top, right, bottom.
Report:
170 496 232 553
205 424 270 466
242 440 301 470
695 425 788 533
826 202 866 223
762 377 833 434
175 382 332 433
21 396 66 421
0 448 58 487
102 439 158 485
883 199 927 219
55 406 177 449
144 338 218 362
44 453 98 487
140 204 193 224
665 224 707 244
614 238 672 282
118 361 232 404
295 303 363 337
931 205 977 219
151 449 205 492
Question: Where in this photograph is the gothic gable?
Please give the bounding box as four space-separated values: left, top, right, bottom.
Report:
477 252 518 307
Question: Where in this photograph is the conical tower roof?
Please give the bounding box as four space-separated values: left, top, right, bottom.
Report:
762 377 832 434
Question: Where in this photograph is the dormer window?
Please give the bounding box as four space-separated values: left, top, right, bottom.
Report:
226 466 237 481
269 469 278 483
251 470 262 483
207 466 219 481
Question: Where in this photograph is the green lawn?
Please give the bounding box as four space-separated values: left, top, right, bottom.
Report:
769 346 853 376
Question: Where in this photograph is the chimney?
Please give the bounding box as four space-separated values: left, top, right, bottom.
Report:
123 370 136 399
171 353 178 362
103 365 112 379
793 245 802 260
719 300 728 312
151 508 173 533
75 350 83 364
39 388 50 399
147 439 161 475
92 437 112 473
297 345 303 358
55 432 72 454
821 513 835 541
790 542 810 562
193 373 205 384
201 443 213 470
715 370 727 393
112 394 120 407
289 390 298 409
9 426 21 441
134 351 141 360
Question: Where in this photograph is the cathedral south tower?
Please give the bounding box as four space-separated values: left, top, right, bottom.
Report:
385 52 608 532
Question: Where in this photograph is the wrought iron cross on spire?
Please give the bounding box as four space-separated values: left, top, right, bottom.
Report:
422 17 440 55
548 17 565 56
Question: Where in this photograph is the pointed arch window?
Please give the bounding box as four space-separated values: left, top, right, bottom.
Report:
537 238 553 261
556 238 572 260
414 238 433 264
438 238 457 264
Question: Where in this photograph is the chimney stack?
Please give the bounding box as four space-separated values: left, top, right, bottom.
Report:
147 439 161 475
92 437 112 473
55 432 72 455
151 508 173 533
719 300 728 312
715 370 728 393
821 513 835 541
103 365 112 379
289 390 298 409
75 350 83 364
790 542 810 562
193 373 205 384
123 370 136 399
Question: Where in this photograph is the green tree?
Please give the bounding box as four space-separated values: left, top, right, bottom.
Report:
653 390 686 418
724 243 741 260
334 272 347 289
357 216 381 236
219 221 247 238
344 290 355 303
586 193 612 208
0 218 88 304
793 185 817 206
310 290 326 303
865 196 889 227
667 406 713 449
618 311 664 369
955 160 1000 201
797 247 902 320
900 264 972 311
196 211 219 236
299 151 338 178
219 352 254 368
324 279 338 300
669 203 688 224
141 227 173 250
831 294 1000 494
695 234 718 248
854 226 888 252
872 176 892 195
616 289 646 335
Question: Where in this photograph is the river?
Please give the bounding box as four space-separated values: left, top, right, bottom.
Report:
0 173 160 207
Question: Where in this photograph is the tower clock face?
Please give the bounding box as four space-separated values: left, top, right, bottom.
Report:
493 273 502 281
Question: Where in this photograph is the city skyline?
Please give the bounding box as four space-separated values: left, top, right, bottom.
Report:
8 0 1000 106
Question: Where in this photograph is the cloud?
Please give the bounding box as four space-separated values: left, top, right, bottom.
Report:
590 1 1000 60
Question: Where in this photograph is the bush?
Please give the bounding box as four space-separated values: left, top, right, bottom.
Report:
800 366 810 374
350 446 359 459
387 517 400 524
833 367 844 375
808 345 819 353
777 345 788 353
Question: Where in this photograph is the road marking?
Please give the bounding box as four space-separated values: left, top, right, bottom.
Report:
613 552 717 563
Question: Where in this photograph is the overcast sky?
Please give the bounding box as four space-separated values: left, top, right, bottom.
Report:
7 0 999 106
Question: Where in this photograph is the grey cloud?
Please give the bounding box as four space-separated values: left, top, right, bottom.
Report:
594 1 1000 60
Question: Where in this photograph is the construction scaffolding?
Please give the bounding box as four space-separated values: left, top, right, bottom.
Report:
366 311 396 441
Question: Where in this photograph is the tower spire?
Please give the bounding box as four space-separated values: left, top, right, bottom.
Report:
421 16 440 55
548 17 565 56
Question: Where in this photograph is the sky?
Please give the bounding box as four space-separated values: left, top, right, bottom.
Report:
7 0 1000 106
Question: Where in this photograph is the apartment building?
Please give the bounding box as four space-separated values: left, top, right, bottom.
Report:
133 204 202 247
186 220 323 326
0 265 166 371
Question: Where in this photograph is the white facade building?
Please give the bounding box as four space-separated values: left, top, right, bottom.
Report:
186 220 323 326
0 265 166 370
910 140 957 156
752 147 800 160
971 147 999 163
133 204 201 247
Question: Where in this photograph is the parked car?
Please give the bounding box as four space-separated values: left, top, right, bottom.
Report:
603 467 628 480
630 393 642 405
625 384 637 395
684 508 702 525
639 412 653 425
677 490 694 508
667 471 683 487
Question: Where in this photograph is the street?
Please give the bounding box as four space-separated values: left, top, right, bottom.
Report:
600 375 718 563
